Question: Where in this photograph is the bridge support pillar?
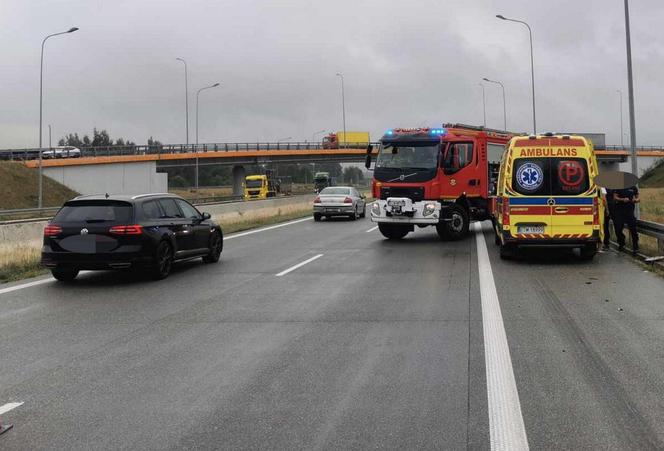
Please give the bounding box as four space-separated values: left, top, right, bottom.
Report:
232 165 246 196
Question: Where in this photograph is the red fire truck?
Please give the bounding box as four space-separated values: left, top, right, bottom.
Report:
365 124 514 240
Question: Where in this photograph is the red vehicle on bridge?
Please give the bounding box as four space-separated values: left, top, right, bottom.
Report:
366 124 514 240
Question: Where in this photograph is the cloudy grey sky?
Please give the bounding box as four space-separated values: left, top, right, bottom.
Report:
1 0 663 148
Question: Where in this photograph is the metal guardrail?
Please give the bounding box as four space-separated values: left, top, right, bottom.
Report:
637 219 664 242
0 142 378 162
0 193 313 221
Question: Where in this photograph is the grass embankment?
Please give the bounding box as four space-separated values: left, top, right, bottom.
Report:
640 158 664 188
0 205 314 284
0 162 78 211
0 241 46 283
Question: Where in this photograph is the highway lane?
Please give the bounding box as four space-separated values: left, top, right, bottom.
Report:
0 216 663 449
485 229 664 449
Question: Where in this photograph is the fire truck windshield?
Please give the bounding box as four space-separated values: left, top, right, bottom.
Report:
375 144 439 170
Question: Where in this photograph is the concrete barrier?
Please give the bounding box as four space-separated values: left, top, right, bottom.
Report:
0 195 314 247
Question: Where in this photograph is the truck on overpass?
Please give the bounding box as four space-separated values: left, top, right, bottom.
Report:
322 131 370 149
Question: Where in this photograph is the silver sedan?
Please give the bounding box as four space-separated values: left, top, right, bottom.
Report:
313 186 366 221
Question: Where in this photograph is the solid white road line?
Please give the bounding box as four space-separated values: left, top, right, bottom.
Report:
0 402 24 415
225 217 313 240
0 278 52 296
473 222 529 450
365 226 378 233
275 254 324 277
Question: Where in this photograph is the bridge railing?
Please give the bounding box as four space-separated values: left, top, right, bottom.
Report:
0 142 380 162
604 145 664 152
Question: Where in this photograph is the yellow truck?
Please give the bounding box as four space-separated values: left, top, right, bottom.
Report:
244 174 277 200
322 131 370 149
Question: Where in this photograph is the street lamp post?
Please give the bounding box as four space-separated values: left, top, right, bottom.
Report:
623 0 638 177
617 89 624 147
496 15 536 134
335 73 346 148
176 58 189 146
483 77 507 130
48 125 52 148
39 27 78 208
196 83 220 146
479 82 486 127
194 82 220 189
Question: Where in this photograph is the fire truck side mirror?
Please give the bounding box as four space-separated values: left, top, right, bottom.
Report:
365 145 373 169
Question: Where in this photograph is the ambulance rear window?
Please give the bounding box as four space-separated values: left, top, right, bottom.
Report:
512 158 589 196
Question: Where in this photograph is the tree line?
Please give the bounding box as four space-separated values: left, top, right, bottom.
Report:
58 129 162 148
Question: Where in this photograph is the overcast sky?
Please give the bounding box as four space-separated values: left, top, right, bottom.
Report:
1 0 663 148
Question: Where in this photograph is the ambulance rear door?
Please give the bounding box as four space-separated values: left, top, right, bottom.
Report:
549 158 595 239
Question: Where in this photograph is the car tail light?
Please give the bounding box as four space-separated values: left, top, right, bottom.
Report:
109 225 143 235
502 197 510 226
44 224 62 237
343 197 353 204
592 197 599 226
314 196 321 203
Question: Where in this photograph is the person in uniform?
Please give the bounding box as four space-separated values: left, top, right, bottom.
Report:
612 185 640 254
601 187 614 251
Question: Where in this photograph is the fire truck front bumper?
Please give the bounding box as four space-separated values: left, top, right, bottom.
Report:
370 198 441 224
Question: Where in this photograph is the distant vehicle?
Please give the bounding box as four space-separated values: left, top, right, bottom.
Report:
41 193 223 281
313 186 366 221
322 131 370 149
313 172 336 193
244 172 278 200
277 176 293 195
42 146 81 159
491 133 602 260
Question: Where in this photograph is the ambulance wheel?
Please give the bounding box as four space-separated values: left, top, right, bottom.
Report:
378 223 409 240
580 244 597 261
443 205 469 241
500 243 516 260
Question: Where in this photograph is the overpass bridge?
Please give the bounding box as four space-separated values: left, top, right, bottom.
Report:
17 143 377 196
4 141 663 196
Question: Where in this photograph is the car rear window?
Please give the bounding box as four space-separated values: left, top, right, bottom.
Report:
512 157 589 196
321 187 350 195
54 200 133 223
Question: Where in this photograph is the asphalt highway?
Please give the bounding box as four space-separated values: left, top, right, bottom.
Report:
1 215 664 450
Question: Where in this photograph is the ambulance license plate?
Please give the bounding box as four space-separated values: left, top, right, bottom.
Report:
517 225 544 234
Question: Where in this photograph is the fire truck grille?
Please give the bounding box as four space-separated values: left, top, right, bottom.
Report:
380 186 424 202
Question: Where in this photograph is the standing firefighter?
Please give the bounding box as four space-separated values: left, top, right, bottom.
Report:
613 185 640 255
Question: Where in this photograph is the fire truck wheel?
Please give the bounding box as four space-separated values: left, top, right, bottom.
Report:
442 205 469 240
378 223 409 240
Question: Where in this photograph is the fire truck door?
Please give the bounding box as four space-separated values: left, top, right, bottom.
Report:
441 142 481 198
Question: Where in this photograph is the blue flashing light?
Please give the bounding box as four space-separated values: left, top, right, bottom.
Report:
386 129 394 135
429 128 447 135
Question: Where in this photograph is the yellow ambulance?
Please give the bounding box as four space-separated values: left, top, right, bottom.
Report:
492 133 603 260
